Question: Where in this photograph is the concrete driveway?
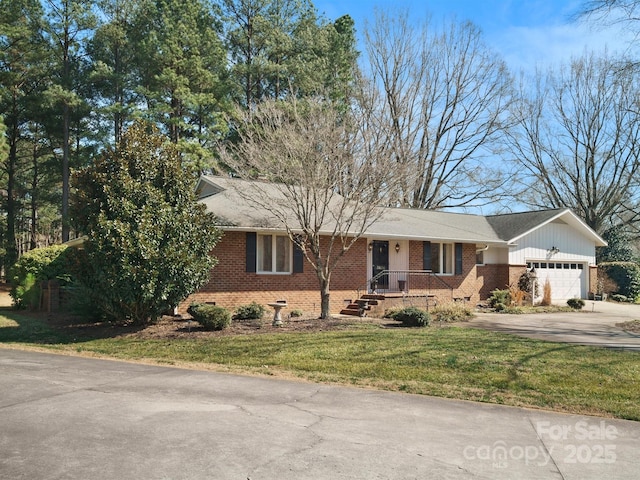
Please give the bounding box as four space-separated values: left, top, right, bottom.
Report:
1 348 639 479
467 301 640 351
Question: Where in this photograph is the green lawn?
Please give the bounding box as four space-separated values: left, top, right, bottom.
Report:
1 309 639 421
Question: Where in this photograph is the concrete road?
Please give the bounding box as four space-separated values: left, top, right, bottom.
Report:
1 348 638 479
468 301 640 351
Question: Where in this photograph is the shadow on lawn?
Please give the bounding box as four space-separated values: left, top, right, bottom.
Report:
0 307 147 344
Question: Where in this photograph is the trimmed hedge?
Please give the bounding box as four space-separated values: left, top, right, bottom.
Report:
567 298 585 310
187 303 232 331
233 302 265 320
388 306 431 327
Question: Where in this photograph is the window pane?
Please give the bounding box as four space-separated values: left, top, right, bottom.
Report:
431 243 441 273
442 244 453 274
259 235 273 272
275 236 290 272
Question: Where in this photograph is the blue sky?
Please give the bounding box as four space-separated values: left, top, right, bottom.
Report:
314 0 635 72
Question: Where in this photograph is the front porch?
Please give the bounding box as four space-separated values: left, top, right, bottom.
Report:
340 270 459 316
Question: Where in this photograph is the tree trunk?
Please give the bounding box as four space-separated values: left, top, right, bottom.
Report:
30 132 39 250
319 278 331 319
5 132 18 273
62 102 70 243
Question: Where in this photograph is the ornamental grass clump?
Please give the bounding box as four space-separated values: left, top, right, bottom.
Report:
431 303 474 323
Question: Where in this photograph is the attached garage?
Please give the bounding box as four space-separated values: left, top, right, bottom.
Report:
527 261 587 300
487 209 607 304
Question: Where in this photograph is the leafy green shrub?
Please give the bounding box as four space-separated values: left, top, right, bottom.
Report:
598 262 640 301
493 302 507 312
431 303 474 323
13 273 39 309
567 298 585 310
388 306 431 327
187 303 231 331
290 309 303 318
383 306 402 319
488 289 511 309
9 245 74 309
73 122 221 324
233 302 265 320
611 294 629 303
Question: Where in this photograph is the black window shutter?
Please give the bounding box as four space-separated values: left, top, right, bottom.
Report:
293 238 304 273
455 243 463 275
246 232 257 273
423 241 432 271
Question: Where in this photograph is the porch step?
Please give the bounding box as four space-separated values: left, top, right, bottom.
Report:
340 299 373 317
362 294 386 301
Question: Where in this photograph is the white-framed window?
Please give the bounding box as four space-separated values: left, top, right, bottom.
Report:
257 234 291 273
431 242 454 274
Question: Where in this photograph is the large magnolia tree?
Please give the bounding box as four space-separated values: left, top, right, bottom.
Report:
222 96 397 319
73 121 221 324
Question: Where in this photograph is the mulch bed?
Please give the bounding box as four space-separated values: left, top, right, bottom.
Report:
40 311 394 341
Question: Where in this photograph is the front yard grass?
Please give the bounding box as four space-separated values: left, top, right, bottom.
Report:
1 309 639 421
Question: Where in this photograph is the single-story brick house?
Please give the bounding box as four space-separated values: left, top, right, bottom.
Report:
184 175 607 315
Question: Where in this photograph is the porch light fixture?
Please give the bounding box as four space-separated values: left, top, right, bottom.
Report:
548 246 560 255
368 242 373 251
395 242 400 253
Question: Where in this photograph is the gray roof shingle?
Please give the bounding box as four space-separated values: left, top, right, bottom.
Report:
197 176 605 246
485 209 567 242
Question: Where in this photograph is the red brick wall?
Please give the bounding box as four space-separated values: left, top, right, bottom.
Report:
183 233 514 314
181 231 368 315
476 264 509 299
507 265 529 295
589 266 598 296
407 241 481 304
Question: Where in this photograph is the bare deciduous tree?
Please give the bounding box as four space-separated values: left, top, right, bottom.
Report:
363 10 514 210
577 0 640 25
505 52 640 233
221 96 397 319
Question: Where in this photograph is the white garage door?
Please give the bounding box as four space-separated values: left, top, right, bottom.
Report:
526 261 586 301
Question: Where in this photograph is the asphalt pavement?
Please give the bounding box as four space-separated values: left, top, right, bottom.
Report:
1 348 638 479
467 300 640 351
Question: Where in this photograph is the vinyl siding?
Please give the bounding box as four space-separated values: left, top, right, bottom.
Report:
508 221 596 265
